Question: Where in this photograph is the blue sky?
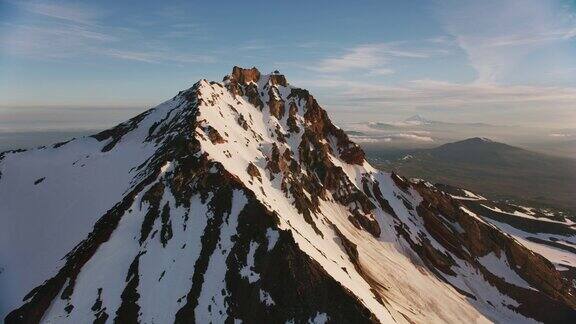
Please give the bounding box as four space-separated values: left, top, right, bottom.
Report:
1 0 575 129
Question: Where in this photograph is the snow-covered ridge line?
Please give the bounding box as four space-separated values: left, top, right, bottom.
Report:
2 67 576 323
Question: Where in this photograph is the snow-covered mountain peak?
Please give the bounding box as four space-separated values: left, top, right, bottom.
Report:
2 67 575 323
404 114 433 125
190 67 367 169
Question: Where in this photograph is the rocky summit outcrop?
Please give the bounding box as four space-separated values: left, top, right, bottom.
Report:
1 67 575 324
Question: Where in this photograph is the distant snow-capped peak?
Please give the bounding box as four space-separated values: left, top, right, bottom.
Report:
403 114 433 125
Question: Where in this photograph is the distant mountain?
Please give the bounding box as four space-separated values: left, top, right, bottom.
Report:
344 130 367 136
2 69 576 323
365 122 400 130
429 137 521 164
403 114 433 125
373 137 576 213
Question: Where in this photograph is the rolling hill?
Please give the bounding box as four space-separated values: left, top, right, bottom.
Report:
371 137 576 214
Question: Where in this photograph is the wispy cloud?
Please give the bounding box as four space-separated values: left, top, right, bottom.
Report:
392 133 434 142
0 23 112 59
368 68 395 76
313 44 390 72
102 49 214 64
312 78 576 106
1 0 214 64
438 0 576 83
101 49 159 63
15 0 100 24
311 41 449 75
297 77 576 126
299 0 576 127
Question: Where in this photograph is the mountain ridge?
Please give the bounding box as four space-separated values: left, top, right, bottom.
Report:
373 137 576 214
403 115 433 125
1 67 575 323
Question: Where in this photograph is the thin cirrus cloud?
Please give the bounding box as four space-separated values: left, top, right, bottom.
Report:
300 0 576 126
1 0 213 65
299 77 576 126
310 42 446 74
1 0 574 129
1 23 115 59
16 0 100 24
438 0 576 84
0 23 213 64
101 49 214 64
303 78 576 106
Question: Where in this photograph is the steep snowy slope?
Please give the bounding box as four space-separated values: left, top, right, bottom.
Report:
437 184 576 273
1 67 575 323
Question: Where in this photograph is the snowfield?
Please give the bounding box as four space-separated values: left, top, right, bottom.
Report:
1 67 575 323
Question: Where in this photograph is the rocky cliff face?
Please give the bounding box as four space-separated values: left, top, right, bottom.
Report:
1 67 575 323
